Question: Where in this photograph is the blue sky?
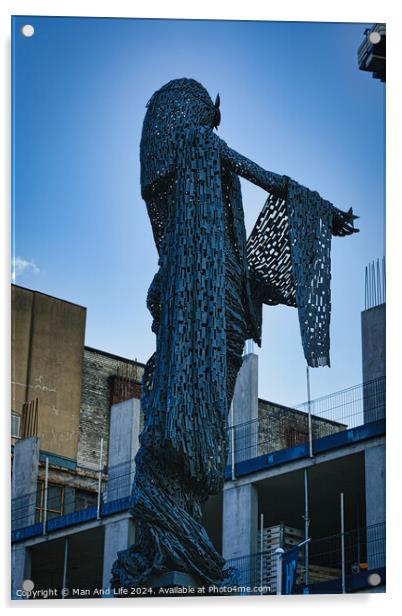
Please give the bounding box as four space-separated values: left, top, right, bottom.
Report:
12 16 385 406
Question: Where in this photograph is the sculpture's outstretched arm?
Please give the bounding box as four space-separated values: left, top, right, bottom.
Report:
219 140 288 198
219 139 359 236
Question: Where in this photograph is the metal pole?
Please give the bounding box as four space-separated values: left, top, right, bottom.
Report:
304 468 310 588
43 457 49 535
230 403 236 480
275 548 284 595
306 366 313 458
97 437 104 520
259 513 264 593
364 266 368 310
356 506 361 566
62 536 69 599
340 492 346 593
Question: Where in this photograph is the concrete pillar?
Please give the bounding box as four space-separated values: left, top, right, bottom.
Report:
365 445 385 568
106 398 141 502
11 543 31 599
230 353 259 463
232 353 258 424
11 437 39 529
102 516 135 590
222 483 258 560
361 304 385 423
361 304 386 382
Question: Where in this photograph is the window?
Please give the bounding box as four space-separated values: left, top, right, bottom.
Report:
75 490 97 511
35 482 98 522
35 481 64 522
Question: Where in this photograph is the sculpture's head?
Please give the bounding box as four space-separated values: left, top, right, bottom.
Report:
144 78 221 131
140 78 221 192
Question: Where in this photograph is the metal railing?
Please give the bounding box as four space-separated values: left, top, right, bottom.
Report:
226 547 278 595
12 378 385 533
227 521 385 595
102 459 136 503
295 521 385 591
11 460 135 532
11 490 39 530
228 377 385 465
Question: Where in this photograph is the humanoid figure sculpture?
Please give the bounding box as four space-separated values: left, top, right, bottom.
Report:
111 78 358 588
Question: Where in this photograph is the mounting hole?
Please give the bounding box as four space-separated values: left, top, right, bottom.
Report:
22 579 34 592
368 572 382 586
369 31 381 45
21 24 35 38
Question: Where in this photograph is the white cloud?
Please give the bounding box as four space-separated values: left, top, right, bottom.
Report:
11 257 40 282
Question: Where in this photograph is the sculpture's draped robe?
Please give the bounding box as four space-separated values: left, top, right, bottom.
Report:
247 181 333 368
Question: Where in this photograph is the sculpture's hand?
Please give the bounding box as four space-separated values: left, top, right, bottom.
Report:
218 134 359 236
331 206 360 236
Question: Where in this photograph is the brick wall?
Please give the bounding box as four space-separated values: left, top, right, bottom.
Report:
258 399 345 454
76 347 144 471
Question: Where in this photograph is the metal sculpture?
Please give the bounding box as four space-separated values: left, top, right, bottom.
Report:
111 78 358 589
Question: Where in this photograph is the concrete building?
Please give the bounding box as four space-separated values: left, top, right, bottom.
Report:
11 285 144 531
11 276 386 598
11 284 86 458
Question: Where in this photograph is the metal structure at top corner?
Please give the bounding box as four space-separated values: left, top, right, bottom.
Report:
358 23 386 82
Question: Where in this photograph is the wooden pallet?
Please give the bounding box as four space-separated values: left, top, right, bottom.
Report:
262 524 304 552
260 524 306 592
263 524 303 538
297 564 340 583
263 535 301 548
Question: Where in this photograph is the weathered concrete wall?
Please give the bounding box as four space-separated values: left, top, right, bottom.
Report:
11 544 31 599
361 303 386 383
11 437 39 529
11 285 86 459
106 399 141 501
77 348 144 470
11 287 33 420
361 303 386 423
222 483 258 560
102 516 135 591
232 353 258 425
365 444 386 568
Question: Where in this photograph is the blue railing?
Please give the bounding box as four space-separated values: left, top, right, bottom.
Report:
228 377 385 464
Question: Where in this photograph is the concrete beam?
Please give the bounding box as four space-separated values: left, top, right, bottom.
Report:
365 444 385 568
12 437 39 529
16 512 131 549
361 304 386 383
361 304 386 423
230 353 259 465
106 399 141 502
11 544 31 600
232 353 258 425
102 517 135 591
223 435 385 489
222 483 258 560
